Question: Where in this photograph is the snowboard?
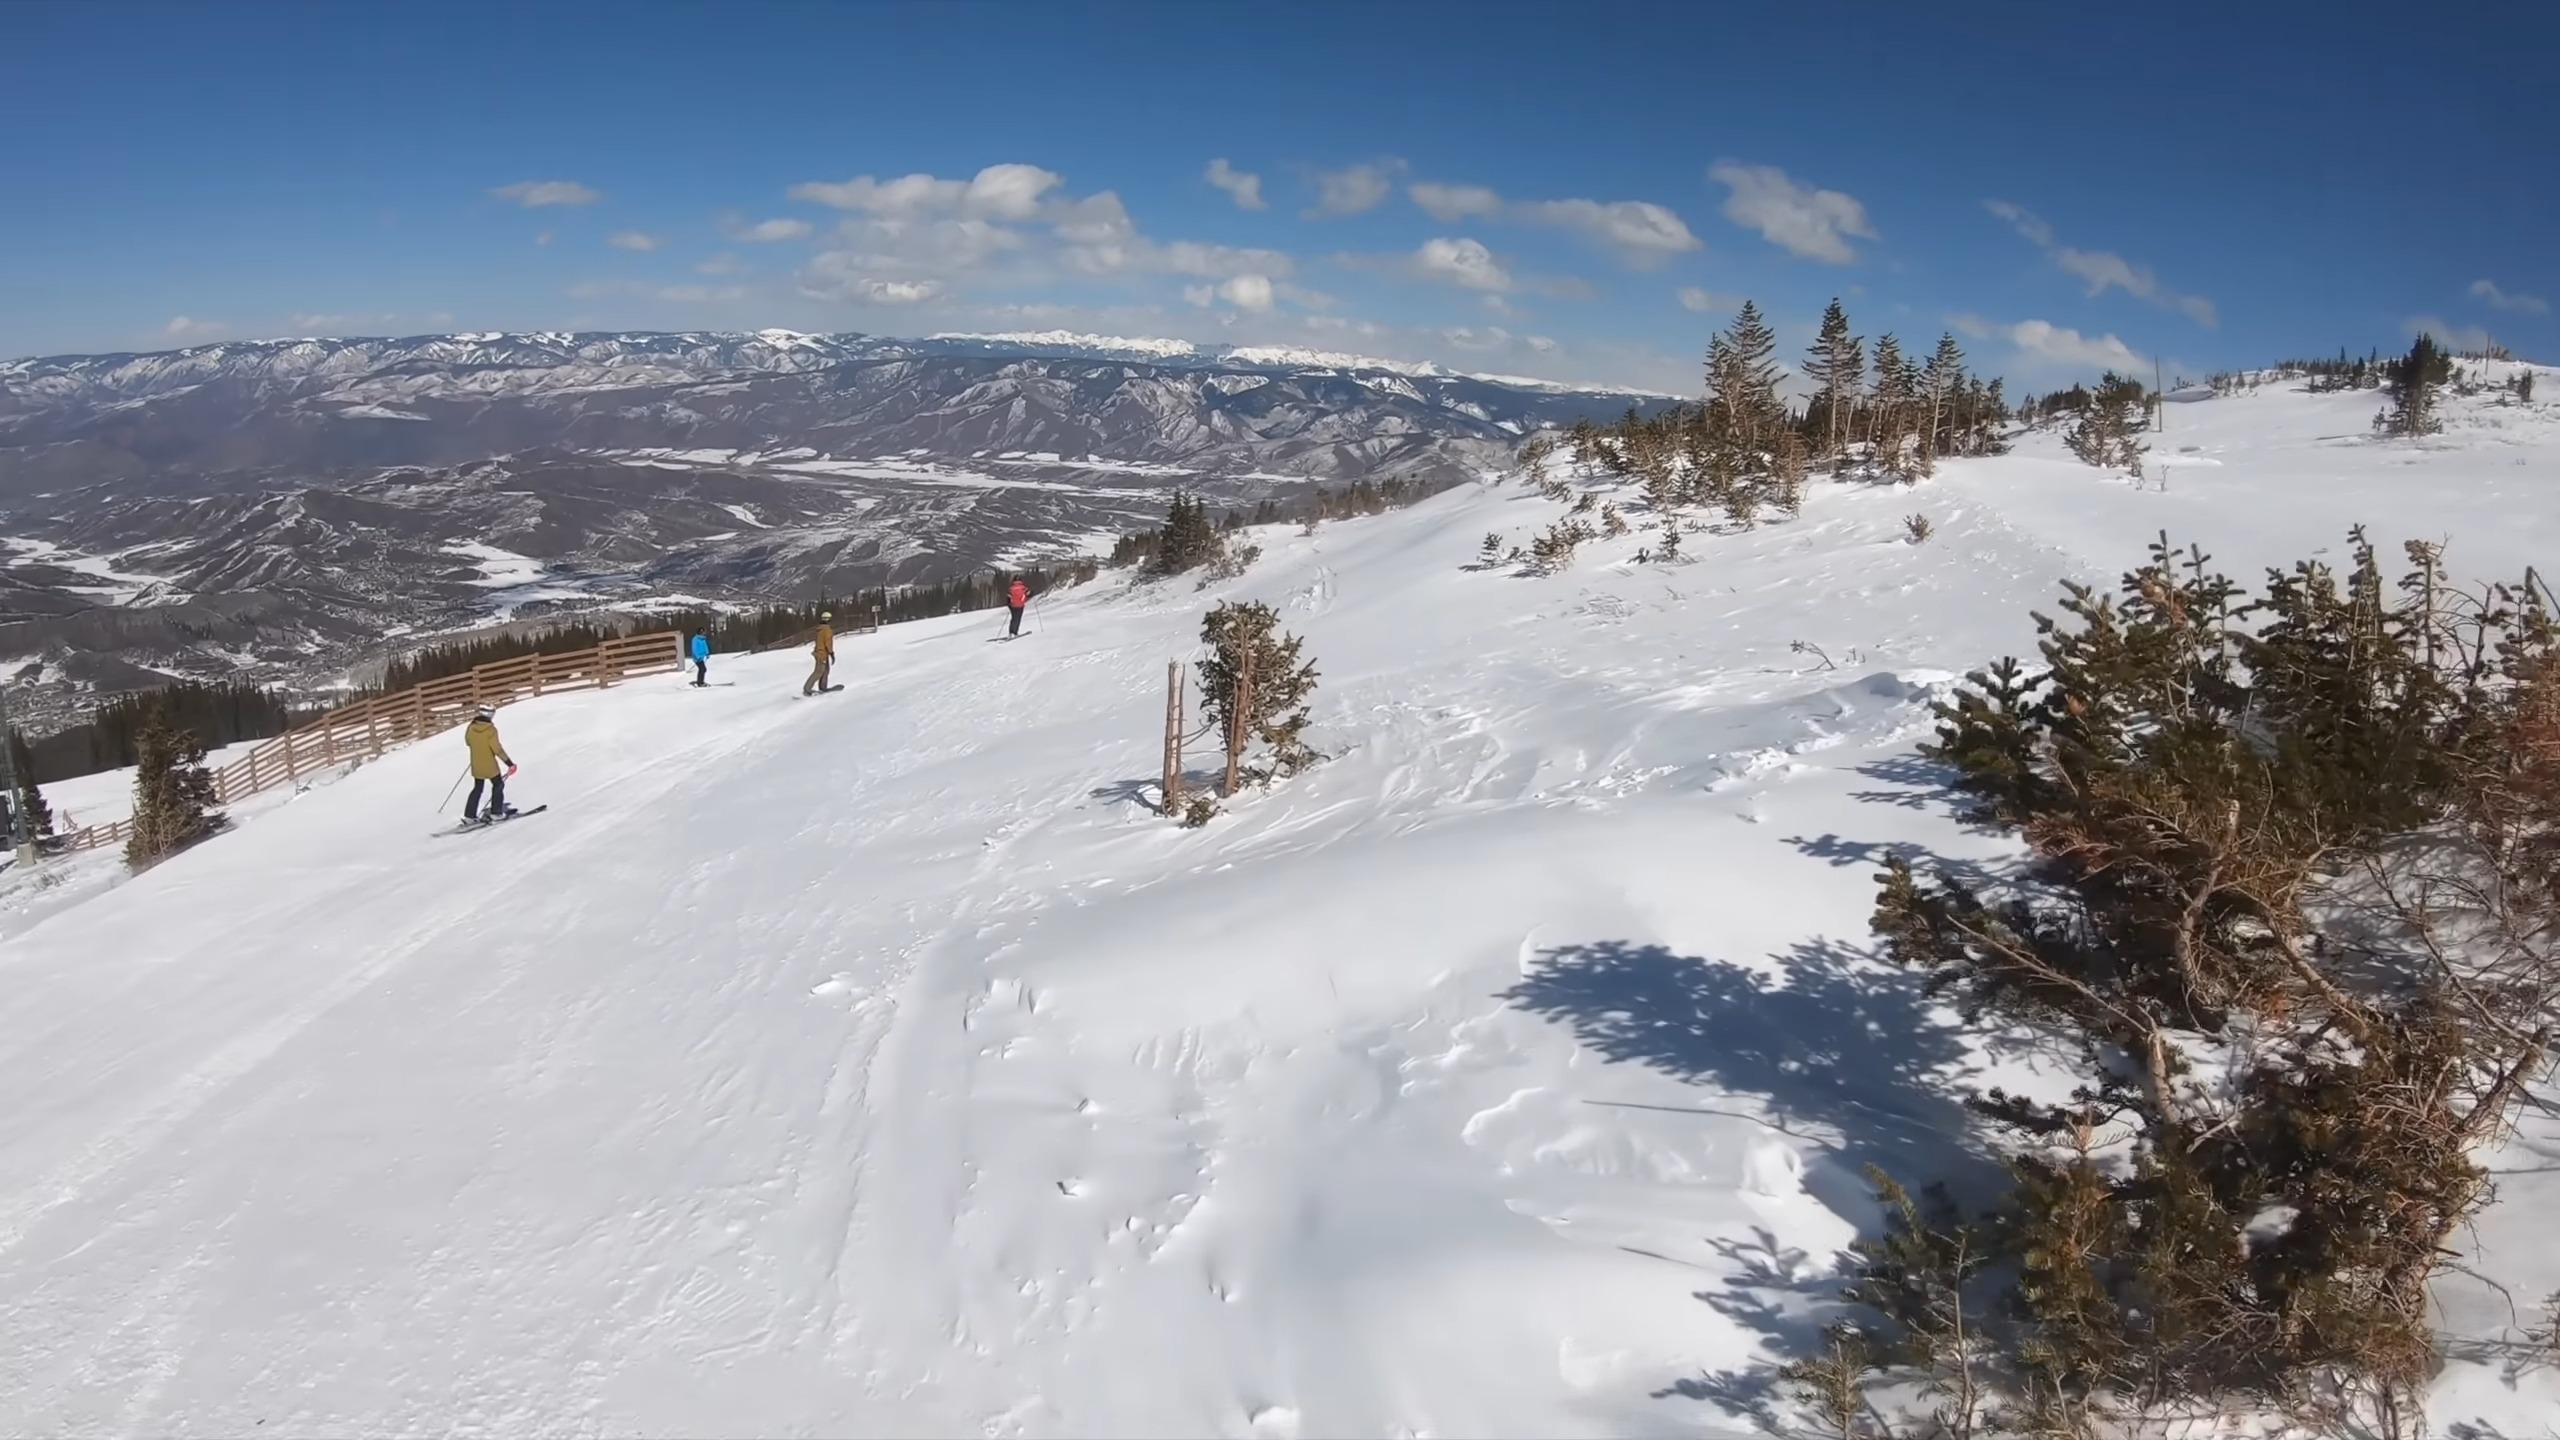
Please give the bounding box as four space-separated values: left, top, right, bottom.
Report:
434 804 548 837
798 684 845 696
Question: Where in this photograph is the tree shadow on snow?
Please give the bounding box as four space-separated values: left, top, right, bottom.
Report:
1503 937 2006 1428
1088 769 1238 813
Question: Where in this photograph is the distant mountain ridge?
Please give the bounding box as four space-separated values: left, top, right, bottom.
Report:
0 328 1671 410
0 330 1665 729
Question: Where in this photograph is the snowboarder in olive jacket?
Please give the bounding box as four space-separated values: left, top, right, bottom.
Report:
463 703 517 823
804 612 835 695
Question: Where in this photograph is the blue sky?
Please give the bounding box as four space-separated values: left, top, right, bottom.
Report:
3 0 2552 392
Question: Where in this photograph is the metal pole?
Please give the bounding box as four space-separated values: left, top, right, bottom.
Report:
0 685 32 866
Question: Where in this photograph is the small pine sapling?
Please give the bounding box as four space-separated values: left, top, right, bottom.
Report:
124 707 222 869
1197 600 1322 789
1904 513 1934 544
1600 502 1629 538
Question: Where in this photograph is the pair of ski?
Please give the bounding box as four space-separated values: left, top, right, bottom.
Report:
433 804 549 838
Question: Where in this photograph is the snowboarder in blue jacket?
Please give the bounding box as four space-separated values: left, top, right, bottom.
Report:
688 632 711 686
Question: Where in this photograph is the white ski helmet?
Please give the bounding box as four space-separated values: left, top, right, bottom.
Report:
474 702 495 719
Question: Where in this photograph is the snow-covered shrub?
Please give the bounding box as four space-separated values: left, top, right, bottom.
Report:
1823 531 2560 1432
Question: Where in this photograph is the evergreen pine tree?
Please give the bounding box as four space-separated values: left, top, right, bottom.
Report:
1802 298 1862 464
1718 300 1783 454
124 706 221 868
1197 601 1322 786
5 727 53 845
1918 333 1965 476
2381 333 2450 437
2065 371 2150 475
1867 333 1909 476
1152 492 1226 576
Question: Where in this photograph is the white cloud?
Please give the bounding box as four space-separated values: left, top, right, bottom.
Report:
1403 182 1698 268
2471 279 2549 315
1410 181 1502 223
1986 200 2217 328
1414 236 1511 292
1527 335 1558 353
1709 161 1877 264
799 219 1025 301
1677 286 1742 314
1482 294 1520 318
1205 158 1265 211
696 253 749 276
1983 200 2053 248
784 165 1297 308
727 216 813 242
788 162 1063 220
2406 314 2496 353
962 163 1065 221
1305 159 1405 218
607 231 661 252
491 180 601 209
535 229 556 247
1519 198 1700 264
817 215 1027 278
163 316 225 339
2008 318 2144 371
1184 274 1277 313
1051 191 1139 249
856 278 944 305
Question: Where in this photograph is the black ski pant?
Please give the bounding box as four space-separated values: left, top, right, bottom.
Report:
466 775 507 821
1007 603 1025 636
692 658 707 685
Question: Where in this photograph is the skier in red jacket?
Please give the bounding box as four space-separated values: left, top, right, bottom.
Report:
1005 577 1032 637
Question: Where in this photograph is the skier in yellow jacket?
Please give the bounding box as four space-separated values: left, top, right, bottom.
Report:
463 702 518 823
803 611 836 696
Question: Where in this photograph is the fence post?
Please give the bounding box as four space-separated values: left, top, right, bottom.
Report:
1162 660 1184 817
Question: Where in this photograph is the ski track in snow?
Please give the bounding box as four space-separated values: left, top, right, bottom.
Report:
1 369 2558 1435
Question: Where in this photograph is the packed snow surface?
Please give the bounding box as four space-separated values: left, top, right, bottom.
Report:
2 371 2557 1435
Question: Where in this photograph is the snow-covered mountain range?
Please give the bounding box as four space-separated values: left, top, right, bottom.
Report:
0 331 1666 726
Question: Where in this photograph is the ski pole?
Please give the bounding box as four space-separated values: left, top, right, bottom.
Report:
439 769 467 813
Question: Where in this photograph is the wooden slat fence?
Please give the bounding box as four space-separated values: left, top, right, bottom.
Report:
61 630 683 855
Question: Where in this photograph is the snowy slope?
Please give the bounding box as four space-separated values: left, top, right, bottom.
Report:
2 371 2556 1436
